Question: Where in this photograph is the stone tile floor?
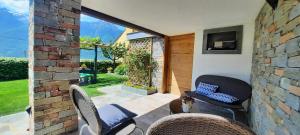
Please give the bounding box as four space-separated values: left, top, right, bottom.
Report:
0 85 242 135
0 85 178 135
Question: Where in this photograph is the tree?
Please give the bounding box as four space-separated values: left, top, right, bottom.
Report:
80 36 104 83
101 42 127 70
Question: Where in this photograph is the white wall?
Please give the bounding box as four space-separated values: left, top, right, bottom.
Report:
191 22 255 90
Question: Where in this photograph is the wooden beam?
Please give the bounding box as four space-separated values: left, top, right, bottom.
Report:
161 36 171 93
81 6 165 37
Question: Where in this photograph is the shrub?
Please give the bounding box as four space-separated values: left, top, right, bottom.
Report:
0 58 28 81
80 60 121 73
0 58 121 81
114 64 128 75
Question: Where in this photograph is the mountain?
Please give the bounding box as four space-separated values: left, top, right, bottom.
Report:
0 8 124 60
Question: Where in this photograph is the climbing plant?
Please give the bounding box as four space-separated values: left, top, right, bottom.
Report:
124 48 158 87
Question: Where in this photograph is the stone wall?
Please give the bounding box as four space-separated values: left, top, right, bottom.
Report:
250 1 300 135
29 0 81 134
152 37 165 92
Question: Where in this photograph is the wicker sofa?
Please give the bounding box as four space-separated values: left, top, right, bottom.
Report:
185 75 252 121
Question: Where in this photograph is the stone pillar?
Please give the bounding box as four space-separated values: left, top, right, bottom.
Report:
152 37 165 93
29 0 81 134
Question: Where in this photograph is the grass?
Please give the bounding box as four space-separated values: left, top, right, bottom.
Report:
82 73 128 97
0 73 127 116
0 79 28 116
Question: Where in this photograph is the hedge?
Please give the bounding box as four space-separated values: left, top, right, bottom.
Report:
0 58 120 81
80 60 120 73
0 58 28 81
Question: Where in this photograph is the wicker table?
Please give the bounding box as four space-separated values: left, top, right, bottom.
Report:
169 98 203 114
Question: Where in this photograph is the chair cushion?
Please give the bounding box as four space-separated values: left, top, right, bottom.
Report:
97 104 137 134
207 93 239 104
195 82 218 96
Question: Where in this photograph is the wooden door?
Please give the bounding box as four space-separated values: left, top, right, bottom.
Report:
167 33 195 95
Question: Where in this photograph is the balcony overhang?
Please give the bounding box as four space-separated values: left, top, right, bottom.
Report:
82 0 265 36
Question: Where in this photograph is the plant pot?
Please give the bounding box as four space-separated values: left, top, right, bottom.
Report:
182 101 193 113
121 85 157 95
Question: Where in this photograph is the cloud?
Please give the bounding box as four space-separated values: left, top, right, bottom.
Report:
0 0 29 16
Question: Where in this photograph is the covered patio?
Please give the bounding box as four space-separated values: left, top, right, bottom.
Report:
26 0 300 135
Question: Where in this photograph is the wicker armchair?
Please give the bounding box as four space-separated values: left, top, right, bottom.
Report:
69 85 141 135
146 113 255 135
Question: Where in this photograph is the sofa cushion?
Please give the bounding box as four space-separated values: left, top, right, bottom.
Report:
98 104 137 134
207 92 239 104
195 82 218 96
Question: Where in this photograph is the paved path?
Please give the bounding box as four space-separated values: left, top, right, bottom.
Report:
92 85 144 108
0 85 178 135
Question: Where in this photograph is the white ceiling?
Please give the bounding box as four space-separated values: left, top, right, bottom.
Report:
82 0 265 36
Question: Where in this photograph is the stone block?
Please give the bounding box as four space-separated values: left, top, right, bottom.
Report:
35 122 44 130
53 72 79 80
290 110 300 125
34 72 52 80
59 9 80 18
288 85 300 96
275 107 288 120
286 93 300 111
265 49 275 58
286 37 300 55
275 44 286 55
63 17 74 24
271 54 288 67
278 101 292 115
285 16 300 34
34 39 44 45
55 34 67 42
45 40 68 46
295 25 300 37
284 68 300 80
273 86 287 101
280 78 291 90
269 74 281 86
275 68 284 76
288 56 300 67
265 58 271 64
280 32 295 44
272 32 281 47
58 110 76 118
34 92 45 99
47 67 72 73
34 51 48 60
289 4 300 20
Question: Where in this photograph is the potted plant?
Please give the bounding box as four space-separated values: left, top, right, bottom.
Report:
181 96 195 113
107 67 113 73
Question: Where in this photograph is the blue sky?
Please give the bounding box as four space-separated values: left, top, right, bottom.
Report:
0 0 125 59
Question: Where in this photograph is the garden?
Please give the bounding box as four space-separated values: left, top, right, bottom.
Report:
0 36 158 116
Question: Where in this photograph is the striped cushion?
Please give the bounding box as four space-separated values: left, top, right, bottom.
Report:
207 93 239 103
195 82 218 96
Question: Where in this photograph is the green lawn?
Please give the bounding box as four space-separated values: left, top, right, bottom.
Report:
0 73 127 116
0 79 29 116
82 74 128 97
